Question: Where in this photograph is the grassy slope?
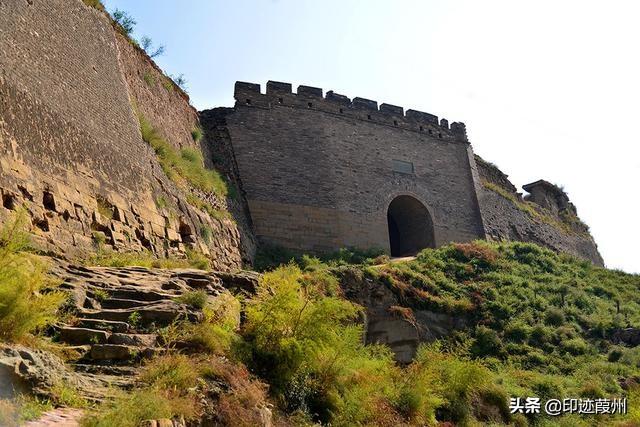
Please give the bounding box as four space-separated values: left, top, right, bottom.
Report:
235 241 640 426
360 241 640 424
5 207 640 427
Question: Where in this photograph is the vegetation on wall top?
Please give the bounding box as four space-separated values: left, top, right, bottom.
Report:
138 113 228 198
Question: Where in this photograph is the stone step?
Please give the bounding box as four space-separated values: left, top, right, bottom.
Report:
77 318 130 333
109 333 157 347
89 344 158 361
59 326 109 345
64 344 92 359
106 288 175 302
80 304 201 327
73 363 139 377
80 372 135 389
100 298 154 309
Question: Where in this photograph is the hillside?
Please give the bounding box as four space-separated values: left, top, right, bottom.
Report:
0 1 628 426
1 212 639 426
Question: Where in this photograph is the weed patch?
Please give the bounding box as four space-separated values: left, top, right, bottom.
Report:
0 211 65 342
139 114 227 197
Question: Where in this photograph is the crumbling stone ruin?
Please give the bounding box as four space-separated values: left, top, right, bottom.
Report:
0 0 602 268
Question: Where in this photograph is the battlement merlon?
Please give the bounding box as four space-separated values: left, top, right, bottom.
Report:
233 81 469 143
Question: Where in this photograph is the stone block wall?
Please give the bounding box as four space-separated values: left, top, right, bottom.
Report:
0 0 245 270
475 156 604 265
114 32 199 151
225 81 486 254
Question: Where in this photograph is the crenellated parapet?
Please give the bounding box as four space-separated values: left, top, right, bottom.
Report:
234 81 468 143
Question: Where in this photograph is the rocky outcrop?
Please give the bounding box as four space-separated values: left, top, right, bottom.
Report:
0 261 259 406
3 261 267 425
337 267 467 363
474 155 604 266
611 328 640 346
0 345 114 402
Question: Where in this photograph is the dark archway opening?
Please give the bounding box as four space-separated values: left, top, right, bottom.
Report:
387 195 435 257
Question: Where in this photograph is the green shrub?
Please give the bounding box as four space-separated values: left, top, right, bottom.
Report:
81 388 196 427
162 78 174 92
625 385 640 424
561 337 589 355
185 248 211 270
253 244 298 271
475 384 511 423
253 244 384 272
0 212 65 342
471 326 503 357
174 290 208 309
87 249 209 270
50 381 88 408
504 321 531 343
413 344 495 424
531 376 565 400
529 324 552 347
142 72 156 87
240 265 362 392
127 311 141 328
394 349 443 425
16 395 53 423
191 126 203 142
180 322 235 355
154 194 168 209
93 289 109 302
236 265 426 425
161 293 239 355
608 347 624 362
111 9 136 36
199 224 213 244
140 354 199 390
544 307 566 326
139 114 227 197
185 193 228 220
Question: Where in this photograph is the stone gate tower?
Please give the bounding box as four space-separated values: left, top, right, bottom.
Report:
224 81 487 256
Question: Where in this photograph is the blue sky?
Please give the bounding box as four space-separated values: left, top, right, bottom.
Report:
104 0 640 273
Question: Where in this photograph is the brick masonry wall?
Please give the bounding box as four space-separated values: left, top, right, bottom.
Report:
0 0 244 270
226 82 486 253
199 108 257 261
115 32 199 151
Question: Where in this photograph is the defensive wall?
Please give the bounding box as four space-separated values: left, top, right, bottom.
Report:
0 0 603 266
0 0 246 270
224 81 487 255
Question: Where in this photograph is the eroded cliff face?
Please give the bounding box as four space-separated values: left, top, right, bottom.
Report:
474 156 604 266
0 0 251 270
337 267 467 363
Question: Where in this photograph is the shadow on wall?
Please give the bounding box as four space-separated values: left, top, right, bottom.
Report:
387 195 435 257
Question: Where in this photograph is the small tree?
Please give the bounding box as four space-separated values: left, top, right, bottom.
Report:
169 74 188 91
111 8 136 35
140 35 166 58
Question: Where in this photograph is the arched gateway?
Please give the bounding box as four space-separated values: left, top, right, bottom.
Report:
387 195 435 257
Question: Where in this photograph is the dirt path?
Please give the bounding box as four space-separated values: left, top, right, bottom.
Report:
23 408 83 427
389 256 416 263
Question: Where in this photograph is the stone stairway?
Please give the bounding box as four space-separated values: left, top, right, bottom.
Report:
46 262 259 400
